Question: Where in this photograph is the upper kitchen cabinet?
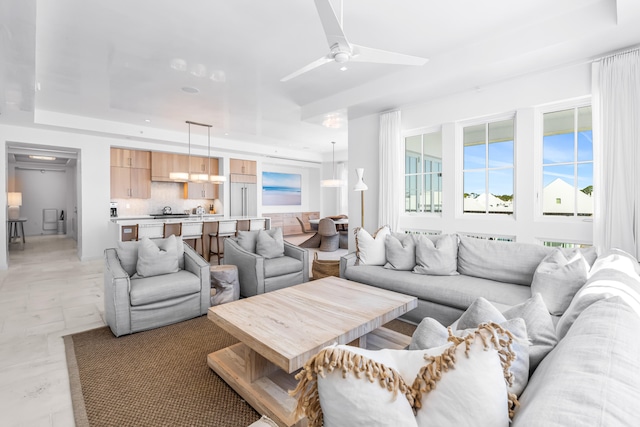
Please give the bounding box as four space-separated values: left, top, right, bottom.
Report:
184 157 221 199
110 148 151 199
111 148 151 169
230 158 256 176
151 152 189 182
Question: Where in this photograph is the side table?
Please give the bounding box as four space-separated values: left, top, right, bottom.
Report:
210 264 240 306
7 217 27 250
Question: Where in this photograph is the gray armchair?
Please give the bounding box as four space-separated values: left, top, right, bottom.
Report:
224 237 309 297
104 241 210 337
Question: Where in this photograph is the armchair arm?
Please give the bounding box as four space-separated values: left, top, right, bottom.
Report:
104 248 132 337
183 242 211 314
224 238 265 297
340 252 358 278
284 241 309 283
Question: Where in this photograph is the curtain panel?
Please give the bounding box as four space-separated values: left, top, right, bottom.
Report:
379 110 403 232
593 49 640 256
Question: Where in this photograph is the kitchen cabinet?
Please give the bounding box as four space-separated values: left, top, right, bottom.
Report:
110 148 151 199
151 152 189 182
111 148 150 168
184 182 219 199
230 158 256 175
110 166 151 199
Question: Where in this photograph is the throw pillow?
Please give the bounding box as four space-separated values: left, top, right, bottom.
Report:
531 248 590 316
116 241 139 277
355 225 390 265
256 228 285 259
413 234 459 276
236 230 260 253
135 236 179 277
384 233 416 271
292 323 518 427
457 296 508 330
410 310 529 398
156 235 185 269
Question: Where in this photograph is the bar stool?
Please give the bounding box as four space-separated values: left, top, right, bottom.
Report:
209 220 237 265
236 219 250 235
163 222 182 238
250 218 267 231
181 222 204 256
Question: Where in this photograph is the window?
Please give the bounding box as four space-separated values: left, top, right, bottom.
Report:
405 131 442 213
542 106 593 217
462 118 514 214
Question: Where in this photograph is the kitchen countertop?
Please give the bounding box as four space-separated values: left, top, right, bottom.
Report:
110 215 268 225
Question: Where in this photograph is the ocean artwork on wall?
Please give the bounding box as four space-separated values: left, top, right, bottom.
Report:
262 172 302 206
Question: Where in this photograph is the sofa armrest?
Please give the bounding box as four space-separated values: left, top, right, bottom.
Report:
284 241 309 283
340 252 358 278
224 238 265 297
183 242 211 314
104 248 133 337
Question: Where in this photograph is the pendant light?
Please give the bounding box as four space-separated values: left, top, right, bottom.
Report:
170 121 226 183
321 141 343 187
206 125 226 184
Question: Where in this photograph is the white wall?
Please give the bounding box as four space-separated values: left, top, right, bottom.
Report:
348 61 594 245
15 168 68 236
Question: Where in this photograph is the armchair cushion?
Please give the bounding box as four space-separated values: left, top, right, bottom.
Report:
264 255 304 278
135 236 180 278
256 228 285 259
117 236 185 277
129 269 201 306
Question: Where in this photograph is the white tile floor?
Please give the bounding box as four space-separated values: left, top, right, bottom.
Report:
0 233 348 426
0 235 104 427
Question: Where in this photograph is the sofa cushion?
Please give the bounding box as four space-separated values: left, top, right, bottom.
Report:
555 248 640 340
384 233 416 271
410 312 529 397
457 236 553 286
264 255 303 278
344 266 531 310
502 293 558 373
293 324 517 427
413 234 459 276
530 248 590 316
135 236 180 278
355 225 390 265
256 228 285 259
129 269 201 306
512 296 640 427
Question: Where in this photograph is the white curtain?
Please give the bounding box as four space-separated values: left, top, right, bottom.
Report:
593 49 640 256
379 110 403 231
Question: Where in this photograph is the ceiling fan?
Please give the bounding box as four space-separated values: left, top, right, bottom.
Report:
281 0 429 82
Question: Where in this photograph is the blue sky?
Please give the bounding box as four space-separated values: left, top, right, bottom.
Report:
463 131 593 195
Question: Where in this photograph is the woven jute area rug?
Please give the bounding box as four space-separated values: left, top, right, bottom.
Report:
64 315 416 427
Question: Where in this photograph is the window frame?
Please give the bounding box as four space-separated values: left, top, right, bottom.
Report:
457 112 517 217
403 126 443 216
535 98 593 222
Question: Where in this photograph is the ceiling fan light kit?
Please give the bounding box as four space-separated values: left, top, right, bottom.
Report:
281 0 428 82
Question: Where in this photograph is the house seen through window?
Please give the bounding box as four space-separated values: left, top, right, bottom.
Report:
405 131 442 213
462 118 515 214
542 106 593 217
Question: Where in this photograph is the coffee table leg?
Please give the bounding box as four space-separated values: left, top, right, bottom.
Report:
246 345 279 382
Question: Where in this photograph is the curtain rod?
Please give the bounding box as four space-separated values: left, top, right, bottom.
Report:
593 45 640 62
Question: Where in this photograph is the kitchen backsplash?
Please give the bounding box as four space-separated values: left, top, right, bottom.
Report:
112 182 221 216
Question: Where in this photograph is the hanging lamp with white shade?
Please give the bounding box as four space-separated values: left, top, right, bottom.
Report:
321 141 343 187
169 120 227 183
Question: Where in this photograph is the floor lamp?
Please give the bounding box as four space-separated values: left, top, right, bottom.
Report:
353 168 368 228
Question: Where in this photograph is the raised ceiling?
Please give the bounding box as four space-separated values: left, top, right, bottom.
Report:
1 0 639 159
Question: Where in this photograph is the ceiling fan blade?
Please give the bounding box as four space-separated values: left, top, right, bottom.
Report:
280 55 333 82
350 44 429 66
314 0 350 51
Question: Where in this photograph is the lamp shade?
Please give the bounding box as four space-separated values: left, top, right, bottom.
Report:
8 192 22 206
210 175 227 183
321 179 343 187
353 168 368 191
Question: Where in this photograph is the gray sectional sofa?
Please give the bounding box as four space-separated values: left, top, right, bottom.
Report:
339 232 640 424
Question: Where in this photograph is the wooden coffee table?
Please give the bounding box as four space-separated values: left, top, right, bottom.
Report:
207 276 417 427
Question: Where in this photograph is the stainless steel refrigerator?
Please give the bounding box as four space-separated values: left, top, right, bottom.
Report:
230 182 257 216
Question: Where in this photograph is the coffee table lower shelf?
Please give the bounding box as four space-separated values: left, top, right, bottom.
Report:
207 326 411 427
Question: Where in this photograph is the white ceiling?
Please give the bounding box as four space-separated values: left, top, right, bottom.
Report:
1 0 639 160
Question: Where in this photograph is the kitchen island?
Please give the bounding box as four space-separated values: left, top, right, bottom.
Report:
109 215 270 262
